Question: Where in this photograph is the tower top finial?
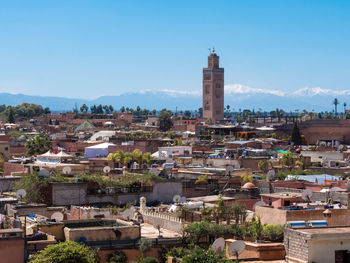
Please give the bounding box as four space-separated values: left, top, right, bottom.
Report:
212 47 215 53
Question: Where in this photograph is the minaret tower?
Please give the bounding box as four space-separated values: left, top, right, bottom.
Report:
202 48 224 122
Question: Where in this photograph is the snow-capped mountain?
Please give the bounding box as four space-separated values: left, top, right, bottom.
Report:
1 85 348 112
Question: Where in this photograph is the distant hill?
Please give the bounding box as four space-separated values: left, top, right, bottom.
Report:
1 86 346 112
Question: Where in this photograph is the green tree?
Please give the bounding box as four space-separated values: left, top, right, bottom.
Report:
15 174 49 203
157 109 173 131
333 98 339 116
198 107 203 118
103 105 110 114
107 251 127 263
29 241 99 263
250 216 263 242
281 151 294 168
25 134 51 156
291 122 302 145
262 224 284 242
90 105 97 114
181 247 227 263
139 238 153 258
7 107 15 123
44 107 51 114
109 105 114 113
5 103 49 118
97 104 103 114
142 152 153 165
344 102 347 117
258 160 270 173
80 104 89 113
183 110 191 118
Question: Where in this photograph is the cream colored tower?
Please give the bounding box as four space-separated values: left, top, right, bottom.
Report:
202 49 224 122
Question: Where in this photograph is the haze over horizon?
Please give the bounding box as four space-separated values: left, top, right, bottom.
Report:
1 0 350 100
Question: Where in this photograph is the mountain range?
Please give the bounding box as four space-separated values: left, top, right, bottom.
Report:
2 85 347 112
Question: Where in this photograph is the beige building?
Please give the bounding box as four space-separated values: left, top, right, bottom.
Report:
285 227 350 263
202 49 224 123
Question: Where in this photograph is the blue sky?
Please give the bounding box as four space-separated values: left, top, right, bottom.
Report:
1 0 350 99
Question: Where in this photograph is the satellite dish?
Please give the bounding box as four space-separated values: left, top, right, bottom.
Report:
208 160 214 166
51 212 64 222
103 166 111 174
38 169 50 177
234 163 241 169
302 189 313 203
173 195 181 203
346 181 350 192
339 144 344 151
180 196 187 203
267 170 275 181
253 201 267 211
228 240 246 259
212 237 225 254
62 166 71 175
16 189 27 199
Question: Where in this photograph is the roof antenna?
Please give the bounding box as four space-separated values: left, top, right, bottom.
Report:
212 47 215 53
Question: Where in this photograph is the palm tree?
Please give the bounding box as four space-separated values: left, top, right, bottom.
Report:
333 98 339 116
107 150 129 167
142 152 153 166
131 149 142 164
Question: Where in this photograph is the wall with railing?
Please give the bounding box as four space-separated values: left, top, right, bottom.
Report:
141 210 183 232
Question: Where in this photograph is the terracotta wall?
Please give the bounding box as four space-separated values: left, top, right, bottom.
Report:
0 239 24 263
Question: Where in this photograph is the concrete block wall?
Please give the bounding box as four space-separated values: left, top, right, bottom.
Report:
284 228 309 262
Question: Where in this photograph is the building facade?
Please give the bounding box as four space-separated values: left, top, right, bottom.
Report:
202 49 224 122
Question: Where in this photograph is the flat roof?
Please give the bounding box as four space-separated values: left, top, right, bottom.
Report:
260 192 302 199
298 227 350 235
290 227 350 240
188 195 235 203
